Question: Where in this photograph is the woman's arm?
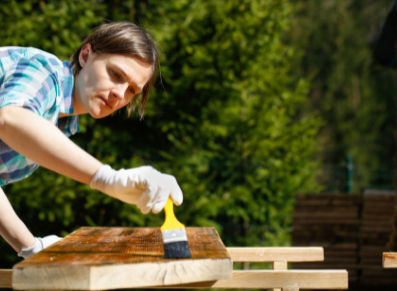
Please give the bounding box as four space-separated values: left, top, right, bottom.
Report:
0 105 102 256
0 105 103 256
0 104 183 214
0 187 35 253
0 105 103 184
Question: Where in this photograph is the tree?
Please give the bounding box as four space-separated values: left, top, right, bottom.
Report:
289 0 396 192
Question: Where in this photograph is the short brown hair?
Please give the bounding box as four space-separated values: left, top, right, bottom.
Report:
70 21 160 117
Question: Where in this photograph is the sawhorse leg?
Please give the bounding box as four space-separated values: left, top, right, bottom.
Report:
273 261 288 291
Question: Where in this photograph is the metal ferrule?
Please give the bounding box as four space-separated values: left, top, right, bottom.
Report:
161 228 188 244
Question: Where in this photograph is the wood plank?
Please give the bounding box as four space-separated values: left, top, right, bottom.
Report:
295 193 360 200
360 246 388 253
363 195 394 201
0 270 12 288
227 247 324 262
293 263 359 271
362 213 393 220
1 269 350 290
273 261 288 270
273 261 288 291
292 232 357 240
325 251 357 257
293 206 358 213
292 226 359 234
292 241 357 247
360 225 391 232
323 257 357 264
361 220 392 226
293 212 358 219
145 270 349 289
383 252 397 268
292 218 358 225
12 227 232 290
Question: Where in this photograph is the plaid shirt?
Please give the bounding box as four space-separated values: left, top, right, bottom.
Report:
0 47 80 186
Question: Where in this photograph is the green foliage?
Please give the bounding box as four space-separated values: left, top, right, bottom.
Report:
288 0 396 191
0 0 105 59
0 0 321 268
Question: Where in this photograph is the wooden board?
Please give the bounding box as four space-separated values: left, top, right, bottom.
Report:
383 252 397 268
227 247 324 262
145 270 349 289
12 227 232 290
2 269 349 290
0 270 12 288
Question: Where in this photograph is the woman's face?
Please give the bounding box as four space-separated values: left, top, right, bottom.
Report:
73 43 152 118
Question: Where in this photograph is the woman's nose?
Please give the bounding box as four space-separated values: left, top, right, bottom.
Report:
111 84 128 100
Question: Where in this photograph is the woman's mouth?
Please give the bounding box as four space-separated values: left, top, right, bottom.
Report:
99 97 112 109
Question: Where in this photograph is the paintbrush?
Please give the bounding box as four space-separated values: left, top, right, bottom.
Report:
161 197 191 258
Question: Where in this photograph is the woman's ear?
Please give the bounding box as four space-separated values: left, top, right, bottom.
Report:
79 43 93 68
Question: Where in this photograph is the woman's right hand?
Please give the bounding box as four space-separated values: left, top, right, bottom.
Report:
90 165 183 214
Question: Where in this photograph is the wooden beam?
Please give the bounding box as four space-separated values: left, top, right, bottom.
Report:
0 270 12 288
1 269 348 290
227 247 324 262
273 261 288 270
146 270 348 289
273 262 288 291
383 252 397 268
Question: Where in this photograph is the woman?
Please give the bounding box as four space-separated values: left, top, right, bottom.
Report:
0 22 183 259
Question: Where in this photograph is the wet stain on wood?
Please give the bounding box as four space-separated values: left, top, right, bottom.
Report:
12 227 233 289
15 227 230 267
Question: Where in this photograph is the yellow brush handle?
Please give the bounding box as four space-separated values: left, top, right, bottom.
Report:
160 197 185 231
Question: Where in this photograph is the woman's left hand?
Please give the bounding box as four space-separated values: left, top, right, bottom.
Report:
18 235 62 259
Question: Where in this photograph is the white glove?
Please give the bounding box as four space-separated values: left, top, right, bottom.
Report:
18 235 62 259
90 165 183 214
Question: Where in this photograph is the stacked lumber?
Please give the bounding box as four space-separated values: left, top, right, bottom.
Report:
291 194 360 283
292 193 397 289
360 193 396 285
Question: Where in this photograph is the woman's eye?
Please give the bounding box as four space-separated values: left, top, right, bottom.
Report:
111 70 120 78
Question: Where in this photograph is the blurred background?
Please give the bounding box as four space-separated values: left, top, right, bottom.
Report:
0 0 395 288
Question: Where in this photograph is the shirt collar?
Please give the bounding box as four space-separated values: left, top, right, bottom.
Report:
59 61 75 114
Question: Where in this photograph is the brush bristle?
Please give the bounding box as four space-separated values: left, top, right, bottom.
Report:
161 228 192 258
164 241 192 258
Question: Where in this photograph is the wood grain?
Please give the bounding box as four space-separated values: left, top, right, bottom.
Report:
227 247 324 262
145 270 349 289
272 261 288 291
0 270 12 288
12 227 232 290
1 269 349 290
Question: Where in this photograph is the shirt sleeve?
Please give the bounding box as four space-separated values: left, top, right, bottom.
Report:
0 57 58 117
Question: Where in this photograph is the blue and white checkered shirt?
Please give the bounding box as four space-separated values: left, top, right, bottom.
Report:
0 47 80 185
